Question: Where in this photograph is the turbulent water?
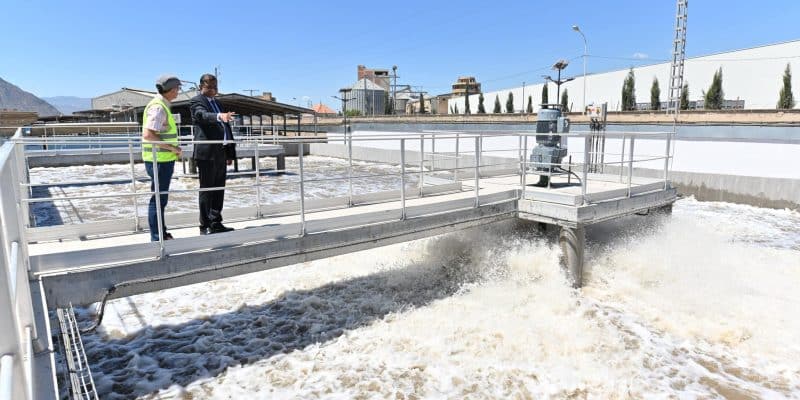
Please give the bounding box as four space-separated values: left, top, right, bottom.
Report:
58 197 798 399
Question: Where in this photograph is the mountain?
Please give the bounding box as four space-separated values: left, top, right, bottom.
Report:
0 77 60 116
41 96 92 115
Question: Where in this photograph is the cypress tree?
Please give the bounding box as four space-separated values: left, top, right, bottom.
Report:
778 63 795 109
704 68 724 109
477 93 486 113
680 82 690 110
560 89 569 112
621 68 636 111
526 95 533 113
384 91 391 114
650 77 661 110
541 84 549 107
506 92 514 113
493 95 501 113
419 93 426 114
465 94 471 114
454 103 459 114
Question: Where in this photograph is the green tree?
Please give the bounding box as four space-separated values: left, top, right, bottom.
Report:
621 68 636 111
526 95 533 113
419 93 426 114
493 95 502 113
541 84 549 107
449 105 454 114
465 94 471 114
454 103 459 114
778 63 795 109
506 92 514 113
650 77 661 110
345 109 361 117
384 91 391 114
680 82 690 110
477 93 486 113
704 67 724 109
560 88 569 112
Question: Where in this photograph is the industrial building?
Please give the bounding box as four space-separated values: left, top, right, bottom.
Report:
448 39 800 113
343 78 386 116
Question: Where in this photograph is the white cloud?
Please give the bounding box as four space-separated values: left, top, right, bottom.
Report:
632 52 649 59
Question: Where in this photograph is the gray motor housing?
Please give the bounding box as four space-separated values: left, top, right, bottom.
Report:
530 108 569 171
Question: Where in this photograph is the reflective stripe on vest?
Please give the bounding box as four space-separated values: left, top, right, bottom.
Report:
142 97 178 162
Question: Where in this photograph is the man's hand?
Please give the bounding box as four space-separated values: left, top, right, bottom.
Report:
173 145 183 156
219 111 236 123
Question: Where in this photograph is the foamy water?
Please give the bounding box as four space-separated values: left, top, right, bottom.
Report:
61 195 800 399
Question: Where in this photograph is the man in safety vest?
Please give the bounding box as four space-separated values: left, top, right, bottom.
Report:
142 75 183 241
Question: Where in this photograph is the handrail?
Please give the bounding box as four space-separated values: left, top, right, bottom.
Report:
15 128 674 249
0 128 37 400
0 355 13 400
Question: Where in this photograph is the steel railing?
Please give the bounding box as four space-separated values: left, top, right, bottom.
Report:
15 129 675 243
0 128 38 400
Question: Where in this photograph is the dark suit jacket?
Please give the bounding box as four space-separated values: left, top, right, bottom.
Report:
190 94 236 161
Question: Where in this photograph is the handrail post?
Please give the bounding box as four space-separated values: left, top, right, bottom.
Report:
474 136 480 208
627 137 635 197
419 134 424 197
454 133 460 182
298 142 306 236
582 134 590 204
151 145 165 258
522 134 528 197
619 135 626 183
348 130 353 206
0 355 15 400
663 131 672 190
128 140 140 232
518 134 523 188
400 139 406 220
254 139 261 218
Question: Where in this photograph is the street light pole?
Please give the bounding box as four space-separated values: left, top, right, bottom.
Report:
572 25 588 113
334 88 353 144
522 81 525 113
392 65 398 115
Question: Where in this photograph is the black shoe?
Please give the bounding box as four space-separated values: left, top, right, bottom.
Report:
208 223 234 234
200 227 209 235
164 232 174 240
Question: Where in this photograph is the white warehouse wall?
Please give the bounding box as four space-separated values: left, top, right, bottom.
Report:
449 40 800 113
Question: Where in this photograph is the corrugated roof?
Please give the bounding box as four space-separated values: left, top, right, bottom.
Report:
348 78 386 91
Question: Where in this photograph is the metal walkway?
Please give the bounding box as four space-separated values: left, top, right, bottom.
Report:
1 126 677 399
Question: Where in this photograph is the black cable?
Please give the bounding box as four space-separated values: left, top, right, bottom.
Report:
79 286 115 334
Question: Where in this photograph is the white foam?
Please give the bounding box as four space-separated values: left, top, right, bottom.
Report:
63 196 800 399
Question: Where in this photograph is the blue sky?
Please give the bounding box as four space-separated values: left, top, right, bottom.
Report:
2 0 798 109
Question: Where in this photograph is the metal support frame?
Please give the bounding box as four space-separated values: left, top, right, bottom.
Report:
474 137 480 208
298 142 306 236
581 135 590 204
151 146 165 258
127 140 139 232
419 135 425 196
400 139 406 220
627 137 635 197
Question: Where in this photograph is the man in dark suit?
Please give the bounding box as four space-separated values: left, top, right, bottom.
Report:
191 73 236 234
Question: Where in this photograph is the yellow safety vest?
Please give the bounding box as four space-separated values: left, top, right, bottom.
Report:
141 97 178 162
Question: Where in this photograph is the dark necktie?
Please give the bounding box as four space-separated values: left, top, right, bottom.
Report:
209 98 232 141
